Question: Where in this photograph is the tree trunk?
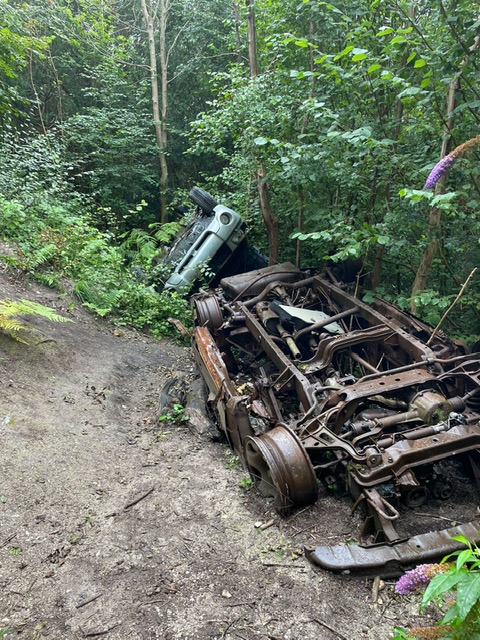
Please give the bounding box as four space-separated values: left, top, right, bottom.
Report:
233 1 242 63
245 0 258 79
246 0 278 264
158 0 170 222
140 0 169 223
257 165 279 264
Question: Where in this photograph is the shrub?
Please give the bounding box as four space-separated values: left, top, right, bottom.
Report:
392 536 480 639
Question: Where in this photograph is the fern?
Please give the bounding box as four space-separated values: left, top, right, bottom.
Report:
34 272 60 287
74 281 124 316
0 298 72 344
27 243 58 268
149 222 181 245
120 228 157 258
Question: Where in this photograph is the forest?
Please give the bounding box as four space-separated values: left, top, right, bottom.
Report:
0 0 479 343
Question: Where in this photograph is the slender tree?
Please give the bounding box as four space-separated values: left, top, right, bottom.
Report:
140 0 169 222
246 0 278 264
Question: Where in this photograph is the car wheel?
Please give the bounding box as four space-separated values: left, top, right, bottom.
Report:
189 187 218 214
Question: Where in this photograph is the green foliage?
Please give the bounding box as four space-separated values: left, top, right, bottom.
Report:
0 159 192 339
113 287 193 339
158 403 189 425
292 219 390 263
8 547 22 556
149 222 182 246
0 0 50 115
391 629 416 640
186 0 479 340
420 537 480 638
0 298 72 344
64 106 159 219
224 451 241 470
239 476 254 492
0 0 478 345
0 123 78 205
394 537 480 639
410 290 452 326
119 219 181 271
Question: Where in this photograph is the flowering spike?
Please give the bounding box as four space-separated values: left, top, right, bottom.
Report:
423 134 480 190
395 563 451 595
423 153 458 189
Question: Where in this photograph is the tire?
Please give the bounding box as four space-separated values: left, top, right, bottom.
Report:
189 187 218 214
329 259 363 284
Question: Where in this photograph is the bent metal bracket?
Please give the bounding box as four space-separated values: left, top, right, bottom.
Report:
185 262 480 574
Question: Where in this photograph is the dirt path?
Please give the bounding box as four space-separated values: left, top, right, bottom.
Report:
0 266 416 639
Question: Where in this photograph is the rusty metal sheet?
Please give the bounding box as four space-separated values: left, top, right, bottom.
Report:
306 522 480 575
220 262 304 298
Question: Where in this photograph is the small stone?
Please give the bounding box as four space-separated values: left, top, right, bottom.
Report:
221 590 232 598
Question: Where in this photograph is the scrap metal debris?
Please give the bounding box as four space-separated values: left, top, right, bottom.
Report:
185 261 480 574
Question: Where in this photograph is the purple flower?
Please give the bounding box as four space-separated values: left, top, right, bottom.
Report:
423 135 480 190
395 564 433 594
424 153 458 189
395 563 449 594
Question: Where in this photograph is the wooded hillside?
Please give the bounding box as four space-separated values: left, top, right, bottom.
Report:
0 0 479 342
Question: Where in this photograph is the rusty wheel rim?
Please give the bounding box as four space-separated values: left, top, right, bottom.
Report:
194 296 224 331
243 424 318 515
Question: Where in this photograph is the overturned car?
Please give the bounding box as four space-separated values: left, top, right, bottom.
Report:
164 187 266 293
188 262 480 574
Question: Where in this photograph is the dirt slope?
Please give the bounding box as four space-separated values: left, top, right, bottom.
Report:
0 266 418 640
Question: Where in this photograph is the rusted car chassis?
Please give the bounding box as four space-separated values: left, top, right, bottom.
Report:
190 263 480 573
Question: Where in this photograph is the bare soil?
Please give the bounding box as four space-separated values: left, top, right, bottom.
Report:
0 265 424 640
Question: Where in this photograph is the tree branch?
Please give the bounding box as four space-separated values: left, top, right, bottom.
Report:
426 268 477 345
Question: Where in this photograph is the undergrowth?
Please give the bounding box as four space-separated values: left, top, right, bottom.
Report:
0 127 191 339
392 536 480 639
0 196 191 339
